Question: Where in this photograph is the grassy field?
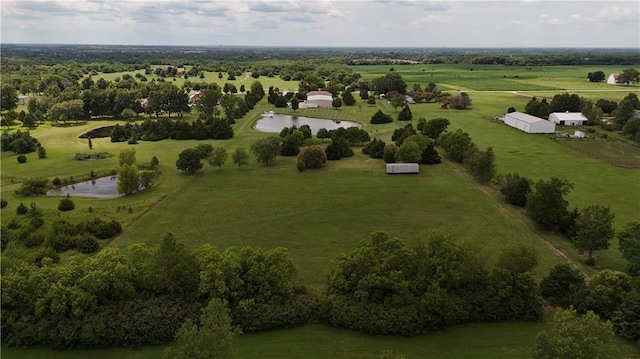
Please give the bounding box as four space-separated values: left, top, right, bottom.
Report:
2 64 639 358
3 322 639 359
354 64 640 92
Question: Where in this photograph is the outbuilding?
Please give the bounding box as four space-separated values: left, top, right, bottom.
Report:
548 112 588 126
17 95 30 105
504 112 556 134
386 163 419 174
306 91 333 108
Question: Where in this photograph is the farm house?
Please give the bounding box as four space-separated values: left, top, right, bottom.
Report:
549 112 588 126
504 112 556 134
306 91 333 108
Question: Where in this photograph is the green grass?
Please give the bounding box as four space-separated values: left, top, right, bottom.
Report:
2 64 640 358
354 64 640 92
3 322 638 359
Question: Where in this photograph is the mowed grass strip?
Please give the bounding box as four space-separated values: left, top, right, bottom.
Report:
3 322 639 359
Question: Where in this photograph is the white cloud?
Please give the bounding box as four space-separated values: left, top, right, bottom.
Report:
0 0 637 47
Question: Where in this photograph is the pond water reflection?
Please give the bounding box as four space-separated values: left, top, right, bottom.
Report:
254 114 359 135
47 175 122 199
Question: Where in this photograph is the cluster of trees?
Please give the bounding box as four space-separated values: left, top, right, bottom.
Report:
0 130 40 154
538 263 640 346
116 149 158 195
323 231 543 335
3 200 122 261
1 234 314 348
439 129 496 183
110 117 233 143
612 68 640 85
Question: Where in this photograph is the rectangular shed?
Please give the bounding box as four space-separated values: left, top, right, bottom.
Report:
548 112 588 126
386 163 419 174
504 112 556 134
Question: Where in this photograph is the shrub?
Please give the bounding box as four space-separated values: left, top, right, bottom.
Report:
24 231 46 248
75 234 100 254
52 177 61 186
195 144 214 158
16 203 28 215
16 176 50 196
1 199 7 208
17 154 27 163
34 247 60 266
57 196 75 212
297 160 305 172
48 234 76 253
420 143 441 164
383 143 398 163
362 138 386 159
297 145 327 169
7 218 20 229
371 110 393 124
37 146 47 159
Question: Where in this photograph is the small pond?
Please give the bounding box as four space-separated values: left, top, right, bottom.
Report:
254 113 360 135
47 175 122 199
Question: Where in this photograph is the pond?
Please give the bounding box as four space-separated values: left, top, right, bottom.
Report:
47 175 122 199
254 113 360 135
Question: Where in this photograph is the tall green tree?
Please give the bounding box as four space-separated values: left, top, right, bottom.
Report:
394 140 421 163
250 137 281 166
420 117 450 140
464 146 496 184
164 297 235 359
232 147 249 168
176 148 203 174
550 92 582 113
526 177 573 230
117 163 140 195
573 205 615 264
617 68 640 85
586 269 631 320
341 91 356 106
118 148 137 166
617 221 640 275
208 147 228 171
1 84 18 111
532 308 614 359
540 263 586 309
439 129 474 163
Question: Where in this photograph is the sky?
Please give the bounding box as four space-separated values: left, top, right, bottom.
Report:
1 0 639 48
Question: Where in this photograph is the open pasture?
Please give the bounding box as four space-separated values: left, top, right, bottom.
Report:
2 63 640 358
354 64 639 92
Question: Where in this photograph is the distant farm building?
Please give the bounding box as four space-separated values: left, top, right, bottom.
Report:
189 91 203 104
504 112 556 134
548 112 588 126
607 73 620 85
306 91 333 108
386 163 419 174
17 95 30 105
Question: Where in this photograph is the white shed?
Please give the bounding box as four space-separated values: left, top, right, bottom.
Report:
504 112 556 134
574 131 586 138
386 163 419 174
306 91 333 108
549 112 588 126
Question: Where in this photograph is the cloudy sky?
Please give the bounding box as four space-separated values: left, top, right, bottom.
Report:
1 0 638 48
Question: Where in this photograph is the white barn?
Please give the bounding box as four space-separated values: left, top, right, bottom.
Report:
607 73 619 85
504 112 556 134
548 112 588 126
306 91 333 108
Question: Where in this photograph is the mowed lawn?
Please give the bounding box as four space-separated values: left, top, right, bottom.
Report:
3 322 639 359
